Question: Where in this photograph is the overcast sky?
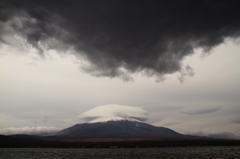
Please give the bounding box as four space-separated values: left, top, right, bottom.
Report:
0 1 240 137
1 38 240 136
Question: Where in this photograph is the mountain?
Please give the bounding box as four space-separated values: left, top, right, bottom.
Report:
1 121 240 148
56 120 183 138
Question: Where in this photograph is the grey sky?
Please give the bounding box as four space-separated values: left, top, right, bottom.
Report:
0 35 240 137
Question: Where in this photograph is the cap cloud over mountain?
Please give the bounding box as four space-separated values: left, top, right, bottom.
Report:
78 104 148 123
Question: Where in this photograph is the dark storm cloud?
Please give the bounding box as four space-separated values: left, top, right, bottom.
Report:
1 0 240 79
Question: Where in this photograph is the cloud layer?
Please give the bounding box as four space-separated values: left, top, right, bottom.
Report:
79 104 148 123
0 126 59 135
1 0 240 80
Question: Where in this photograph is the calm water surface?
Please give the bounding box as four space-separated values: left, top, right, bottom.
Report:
0 146 239 159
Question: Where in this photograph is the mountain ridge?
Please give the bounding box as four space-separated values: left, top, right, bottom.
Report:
56 120 183 138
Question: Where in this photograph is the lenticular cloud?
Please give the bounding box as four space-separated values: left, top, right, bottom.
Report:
79 104 148 123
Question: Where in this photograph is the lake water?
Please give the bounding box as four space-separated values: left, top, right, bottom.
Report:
0 146 239 159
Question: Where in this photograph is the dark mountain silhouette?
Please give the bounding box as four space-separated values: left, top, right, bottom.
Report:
1 120 240 148
56 120 182 138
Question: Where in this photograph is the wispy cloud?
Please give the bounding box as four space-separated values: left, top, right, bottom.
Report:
232 119 240 124
182 106 222 115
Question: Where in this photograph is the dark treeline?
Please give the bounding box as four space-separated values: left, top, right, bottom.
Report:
1 135 240 148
